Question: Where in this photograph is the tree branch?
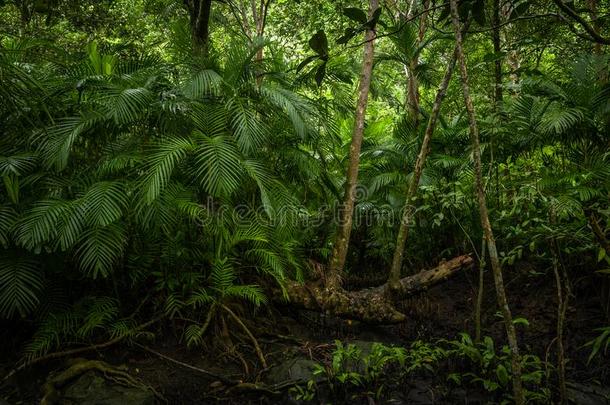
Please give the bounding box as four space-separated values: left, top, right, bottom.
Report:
552 0 610 44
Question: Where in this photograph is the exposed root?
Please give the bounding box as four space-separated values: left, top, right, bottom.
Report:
40 359 163 405
3 314 165 383
222 304 268 368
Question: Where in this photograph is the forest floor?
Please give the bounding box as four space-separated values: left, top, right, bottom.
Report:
1 265 609 404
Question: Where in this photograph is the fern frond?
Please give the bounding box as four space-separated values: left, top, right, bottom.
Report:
210 258 236 292
82 181 128 226
0 205 17 247
15 198 73 250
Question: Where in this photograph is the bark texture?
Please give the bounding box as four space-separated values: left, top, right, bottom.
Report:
185 0 213 55
328 0 378 288
285 255 473 324
449 1 525 403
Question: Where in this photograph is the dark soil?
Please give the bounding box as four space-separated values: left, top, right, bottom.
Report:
1 264 609 404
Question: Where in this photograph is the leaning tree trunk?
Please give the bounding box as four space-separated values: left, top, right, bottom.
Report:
388 17 472 289
388 47 459 290
449 1 525 404
327 0 378 289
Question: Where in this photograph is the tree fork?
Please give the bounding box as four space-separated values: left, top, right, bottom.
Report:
283 255 473 324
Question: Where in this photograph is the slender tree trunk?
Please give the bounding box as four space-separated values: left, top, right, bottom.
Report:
449 2 525 404
492 0 503 106
475 237 486 342
327 0 378 289
404 1 428 123
252 0 271 84
186 0 213 56
550 210 568 405
388 48 459 289
501 2 520 92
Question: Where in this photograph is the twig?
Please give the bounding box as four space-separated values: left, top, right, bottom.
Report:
133 342 236 385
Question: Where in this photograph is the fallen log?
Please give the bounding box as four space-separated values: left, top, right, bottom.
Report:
282 254 474 324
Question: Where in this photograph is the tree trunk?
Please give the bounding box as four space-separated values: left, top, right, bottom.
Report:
550 210 569 405
185 0 213 56
284 255 473 323
492 0 503 107
327 0 378 289
388 48 458 289
449 1 525 404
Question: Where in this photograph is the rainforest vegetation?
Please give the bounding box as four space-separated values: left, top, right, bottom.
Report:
0 0 609 403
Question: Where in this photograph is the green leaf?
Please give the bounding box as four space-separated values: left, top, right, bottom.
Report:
308 30 328 57
3 175 19 204
81 181 128 227
315 62 326 87
337 28 358 45
193 135 243 197
140 137 195 204
74 223 126 278
496 364 509 386
512 317 530 327
227 98 268 153
343 7 368 24
365 7 383 29
0 258 43 318
296 55 318 73
15 199 73 250
598 248 606 262
0 206 17 248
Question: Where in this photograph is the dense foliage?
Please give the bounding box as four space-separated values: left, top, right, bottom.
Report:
0 0 608 403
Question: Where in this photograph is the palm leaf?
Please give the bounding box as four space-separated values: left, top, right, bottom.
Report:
0 257 43 318
74 223 126 278
192 135 243 197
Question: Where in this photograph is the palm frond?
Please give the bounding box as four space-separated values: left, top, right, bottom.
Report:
74 223 126 278
192 134 243 197
0 257 43 318
140 136 195 204
224 284 267 306
82 181 128 226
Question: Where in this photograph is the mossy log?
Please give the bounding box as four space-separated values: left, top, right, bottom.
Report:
282 254 474 324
